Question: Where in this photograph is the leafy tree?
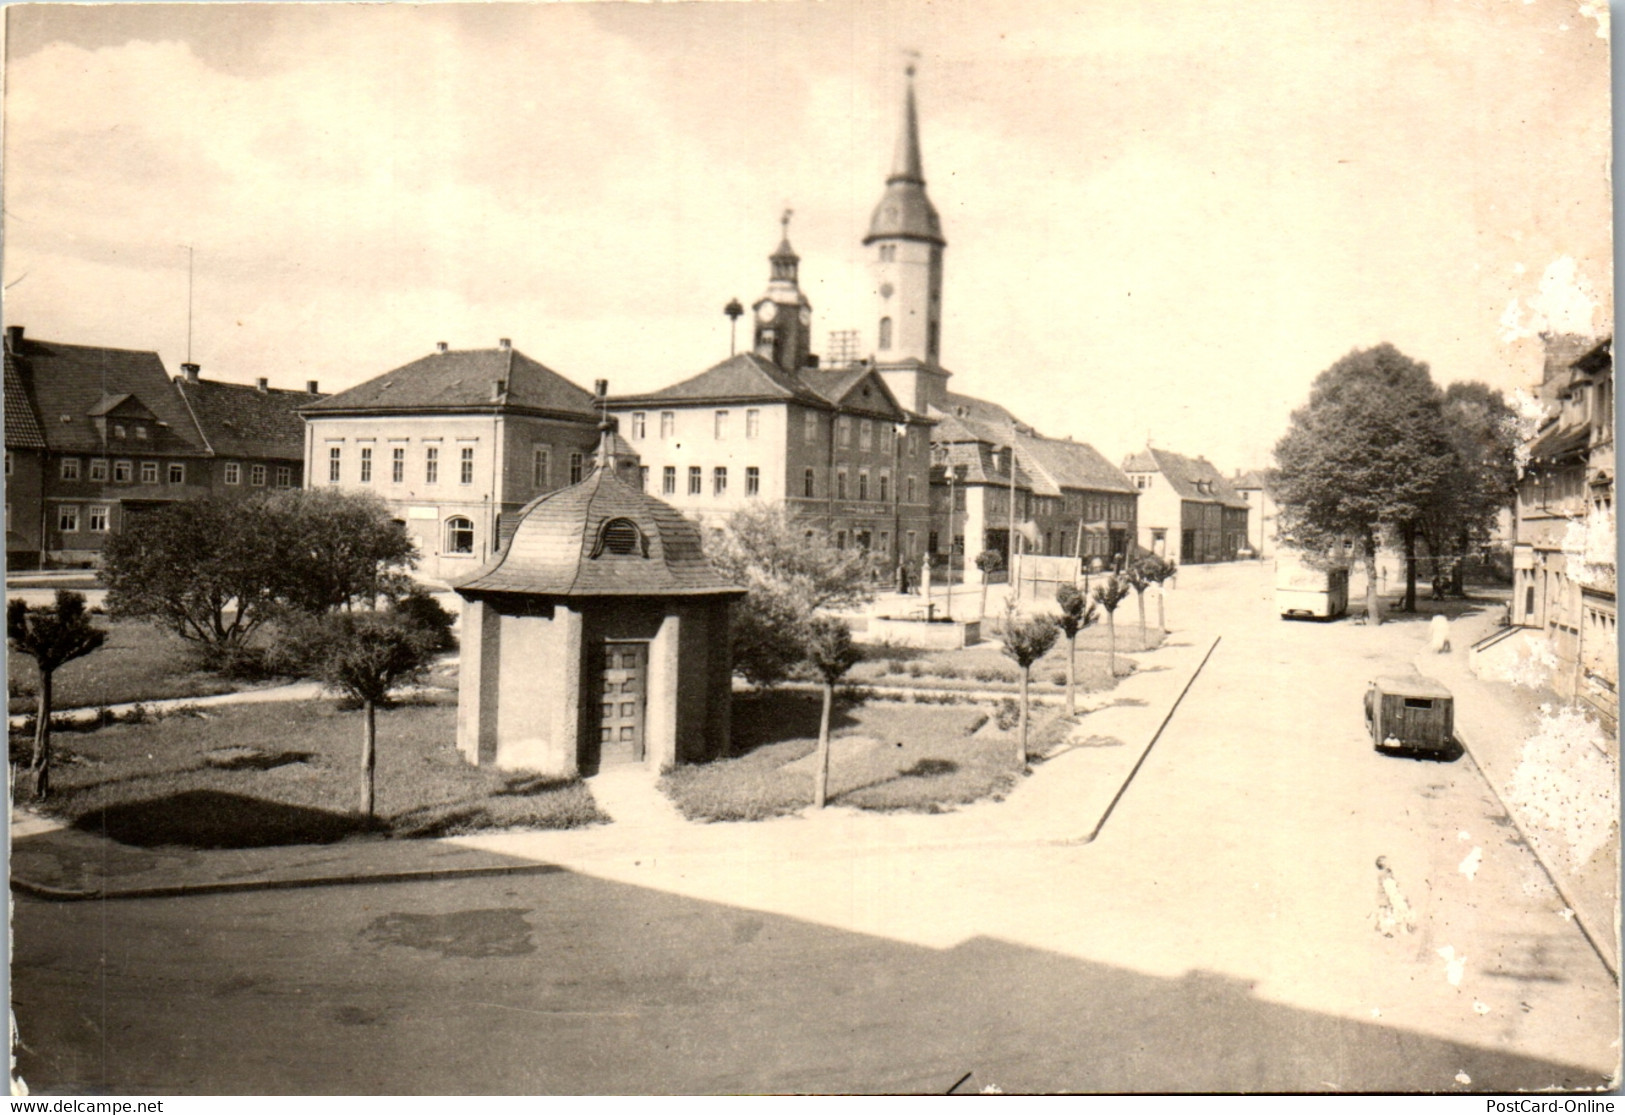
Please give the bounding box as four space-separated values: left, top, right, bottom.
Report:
706 505 872 688
1054 583 1098 718
102 492 418 668
1137 554 1177 632
1273 344 1454 623
272 611 439 818
804 617 860 809
1124 560 1151 645
975 548 1004 619
267 488 418 613
8 591 106 801
1092 574 1131 677
997 603 1059 766
1421 383 1519 597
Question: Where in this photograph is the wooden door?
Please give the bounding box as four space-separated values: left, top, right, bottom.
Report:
592 641 647 768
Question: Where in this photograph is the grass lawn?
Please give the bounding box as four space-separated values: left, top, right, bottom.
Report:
661 691 1073 822
7 620 249 715
12 695 604 848
847 620 1163 693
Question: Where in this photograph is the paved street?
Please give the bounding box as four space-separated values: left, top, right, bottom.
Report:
12 564 1619 1094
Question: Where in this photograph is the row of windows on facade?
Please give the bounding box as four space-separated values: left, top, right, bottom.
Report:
48 457 292 487
628 409 920 455
644 463 920 503
327 444 595 489
53 505 113 534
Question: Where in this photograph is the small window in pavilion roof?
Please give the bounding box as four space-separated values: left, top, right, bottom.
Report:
592 517 648 558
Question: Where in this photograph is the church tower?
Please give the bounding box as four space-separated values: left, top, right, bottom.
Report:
752 211 813 374
866 64 949 414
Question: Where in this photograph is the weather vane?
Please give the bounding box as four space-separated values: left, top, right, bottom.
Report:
781 208 793 237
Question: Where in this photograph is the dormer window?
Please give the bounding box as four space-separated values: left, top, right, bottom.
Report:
593 517 648 558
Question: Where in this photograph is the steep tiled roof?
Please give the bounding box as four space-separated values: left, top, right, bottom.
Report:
798 366 906 419
302 346 597 418
6 337 207 455
177 376 318 461
1124 446 1248 508
613 352 829 408
940 392 1025 428
454 467 744 598
1013 434 1137 495
4 353 46 450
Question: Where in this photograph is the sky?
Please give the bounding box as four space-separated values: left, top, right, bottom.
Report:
3 0 1613 473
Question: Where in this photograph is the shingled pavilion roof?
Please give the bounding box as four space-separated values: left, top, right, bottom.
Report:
452 464 744 599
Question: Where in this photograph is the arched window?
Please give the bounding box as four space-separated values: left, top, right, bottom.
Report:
878 317 892 350
445 516 474 555
591 517 647 558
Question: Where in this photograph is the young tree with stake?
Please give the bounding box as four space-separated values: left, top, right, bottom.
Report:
1138 554 1176 633
997 603 1059 766
1092 573 1131 678
1054 583 1098 718
804 616 860 809
8 591 106 801
975 548 1004 619
1124 560 1151 646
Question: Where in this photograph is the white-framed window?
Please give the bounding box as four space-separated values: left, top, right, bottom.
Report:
168 462 186 485
57 505 79 533
112 423 126 439
89 459 109 482
662 466 676 495
224 462 241 485
837 470 848 499
746 466 760 496
444 516 475 555
906 475 916 502
879 471 890 502
804 411 817 444
638 466 649 491
837 417 851 448
113 460 132 483
60 458 80 481
746 409 760 439
859 420 873 451
392 447 405 484
250 464 267 486
660 412 675 439
134 425 148 440
713 467 727 496
804 468 815 498
459 446 474 485
714 410 729 439
359 447 373 483
87 505 109 533
140 461 158 484
631 413 646 439
907 530 917 555
858 470 869 500
425 446 439 484
276 466 292 487
569 452 584 484
328 447 342 484
688 466 702 495
533 446 550 487
878 317 893 350
879 244 896 262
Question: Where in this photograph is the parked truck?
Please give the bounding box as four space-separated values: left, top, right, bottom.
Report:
1275 549 1349 619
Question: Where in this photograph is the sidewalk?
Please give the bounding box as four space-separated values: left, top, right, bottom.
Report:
1414 608 1620 979
10 629 1220 901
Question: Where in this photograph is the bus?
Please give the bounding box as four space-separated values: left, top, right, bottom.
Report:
1275 549 1349 619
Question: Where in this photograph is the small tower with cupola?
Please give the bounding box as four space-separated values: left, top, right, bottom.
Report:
752 210 814 374
866 63 949 414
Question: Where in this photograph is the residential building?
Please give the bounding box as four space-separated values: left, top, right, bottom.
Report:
1512 334 1614 727
1122 446 1249 564
2 326 308 568
1231 469 1278 558
298 340 610 583
609 233 934 567
174 362 313 497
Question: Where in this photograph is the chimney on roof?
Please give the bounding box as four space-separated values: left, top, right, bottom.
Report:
182 363 201 383
436 341 449 353
806 353 820 369
256 377 269 392
306 380 319 394
4 325 22 353
498 338 512 351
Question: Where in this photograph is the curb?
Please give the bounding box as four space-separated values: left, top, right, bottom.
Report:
11 858 568 903
1054 634 1222 846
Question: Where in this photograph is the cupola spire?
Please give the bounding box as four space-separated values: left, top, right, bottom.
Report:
890 64 925 185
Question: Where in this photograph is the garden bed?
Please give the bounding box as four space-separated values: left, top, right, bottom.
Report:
9 695 604 847
845 623 1163 694
659 691 1074 822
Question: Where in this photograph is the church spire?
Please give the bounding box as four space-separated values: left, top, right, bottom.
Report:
889 64 926 185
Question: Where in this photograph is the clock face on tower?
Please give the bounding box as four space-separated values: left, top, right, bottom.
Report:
756 302 777 324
